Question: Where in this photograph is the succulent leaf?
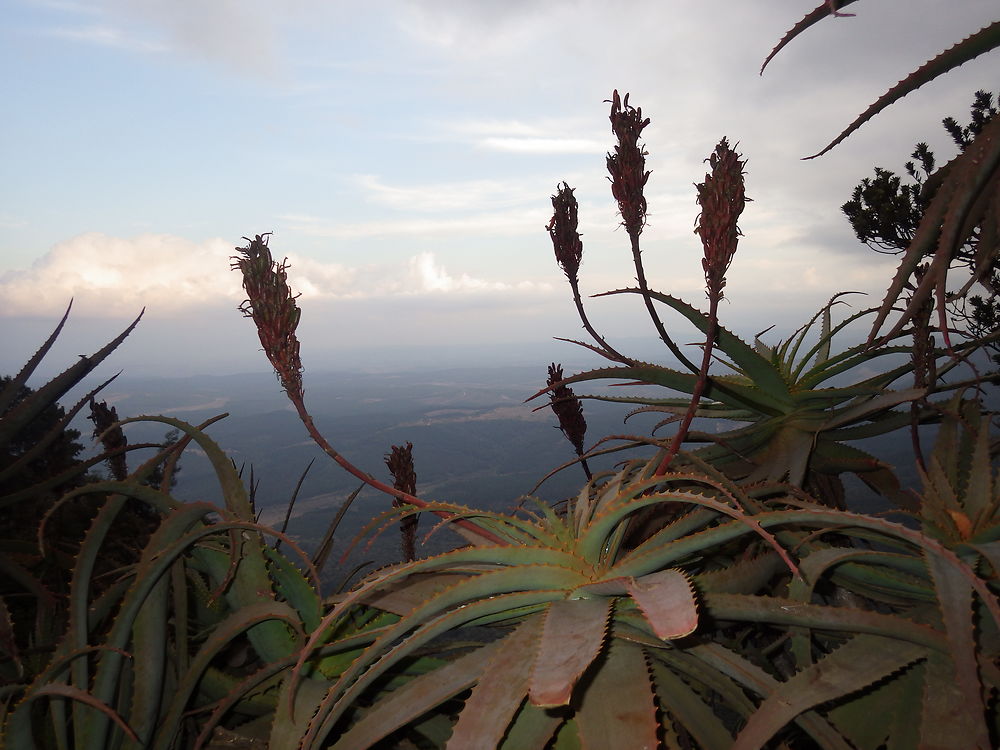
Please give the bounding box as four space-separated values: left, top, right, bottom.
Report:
731 635 927 750
626 569 698 640
529 598 612 707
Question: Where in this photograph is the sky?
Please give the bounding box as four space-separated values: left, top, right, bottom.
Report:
2 0 998 378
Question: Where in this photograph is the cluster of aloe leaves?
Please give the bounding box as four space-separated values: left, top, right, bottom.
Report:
2 3 999 748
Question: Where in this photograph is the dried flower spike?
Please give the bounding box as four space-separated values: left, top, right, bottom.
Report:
607 90 651 236
231 234 304 400
696 138 749 301
546 364 589 463
547 182 584 282
385 441 418 562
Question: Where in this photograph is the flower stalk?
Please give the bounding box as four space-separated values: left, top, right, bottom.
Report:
232 234 503 546
547 183 626 361
607 91 697 372
385 442 419 561
232 234 303 401
657 138 748 475
546 363 592 480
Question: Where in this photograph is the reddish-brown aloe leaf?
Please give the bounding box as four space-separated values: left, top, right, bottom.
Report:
575 639 658 750
446 618 542 749
626 569 698 640
731 634 927 750
529 597 611 707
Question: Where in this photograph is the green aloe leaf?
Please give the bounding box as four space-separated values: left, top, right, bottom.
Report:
499 702 567 750
871 113 1000 341
807 21 1000 159
269 675 330 750
5 682 139 748
529 597 611 707
306 590 560 747
649 660 734 750
264 546 321 633
0 301 72 417
688 642 855 749
826 662 924 750
731 634 927 750
923 549 991 747
152 601 303 750
603 288 794 406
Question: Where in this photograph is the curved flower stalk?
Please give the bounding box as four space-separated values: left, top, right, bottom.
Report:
231 234 502 547
658 137 749 475
546 183 627 361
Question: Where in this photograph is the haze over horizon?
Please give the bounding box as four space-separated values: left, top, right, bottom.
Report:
3 1 997 379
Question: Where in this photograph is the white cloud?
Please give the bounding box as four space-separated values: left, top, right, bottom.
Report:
407 252 549 294
0 233 239 317
0 233 552 317
436 117 608 155
57 0 285 77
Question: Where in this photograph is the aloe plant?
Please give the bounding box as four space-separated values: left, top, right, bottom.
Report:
1 412 391 749
254 446 996 749
540 292 994 505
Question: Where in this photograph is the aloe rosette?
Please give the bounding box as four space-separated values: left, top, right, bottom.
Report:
265 447 998 749
539 291 990 505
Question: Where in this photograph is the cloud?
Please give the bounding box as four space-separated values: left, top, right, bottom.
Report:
47 0 285 77
0 233 552 317
0 233 239 317
433 117 608 155
407 252 549 294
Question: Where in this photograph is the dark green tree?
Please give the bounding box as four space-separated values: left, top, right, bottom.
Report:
842 88 1000 361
